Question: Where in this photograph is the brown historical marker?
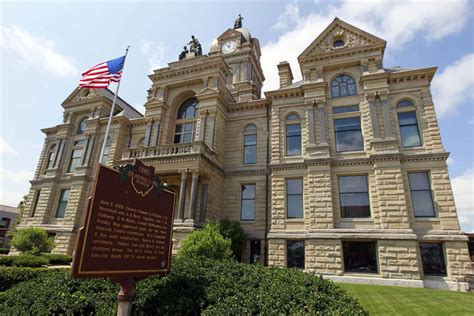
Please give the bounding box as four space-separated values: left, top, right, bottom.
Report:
72 159 176 315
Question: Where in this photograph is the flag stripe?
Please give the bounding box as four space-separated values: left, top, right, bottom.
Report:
79 57 125 89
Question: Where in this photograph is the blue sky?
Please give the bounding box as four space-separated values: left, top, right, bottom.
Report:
1 1 473 231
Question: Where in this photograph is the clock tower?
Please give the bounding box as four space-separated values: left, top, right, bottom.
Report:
209 20 264 102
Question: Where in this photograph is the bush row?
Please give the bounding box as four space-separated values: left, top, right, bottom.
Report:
0 259 367 315
0 267 53 291
0 248 9 255
0 253 72 268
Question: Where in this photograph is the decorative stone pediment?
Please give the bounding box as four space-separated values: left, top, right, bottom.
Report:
62 87 102 106
299 18 386 59
217 29 244 43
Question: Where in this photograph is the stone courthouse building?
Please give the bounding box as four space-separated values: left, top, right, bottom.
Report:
18 18 471 290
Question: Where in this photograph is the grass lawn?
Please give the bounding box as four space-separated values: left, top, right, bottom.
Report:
339 283 474 315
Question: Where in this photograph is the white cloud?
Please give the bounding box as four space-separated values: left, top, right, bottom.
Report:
431 54 474 117
0 168 33 184
273 1 300 30
452 169 474 232
142 40 167 72
261 0 471 91
0 137 17 155
446 157 455 166
0 24 78 77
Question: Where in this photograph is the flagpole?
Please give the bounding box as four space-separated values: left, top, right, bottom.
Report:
99 46 130 164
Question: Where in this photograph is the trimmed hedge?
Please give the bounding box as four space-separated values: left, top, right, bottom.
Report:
0 269 118 315
42 253 73 265
0 259 367 315
135 258 367 315
0 267 52 291
0 254 48 268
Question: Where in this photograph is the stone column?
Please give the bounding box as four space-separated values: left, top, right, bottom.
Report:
305 103 315 145
177 171 188 221
207 113 216 148
144 120 153 146
186 172 199 221
317 101 328 144
380 98 393 138
368 100 381 140
53 140 64 168
198 112 207 142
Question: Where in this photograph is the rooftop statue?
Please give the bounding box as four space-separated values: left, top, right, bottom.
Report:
188 35 202 56
234 14 243 29
178 46 188 60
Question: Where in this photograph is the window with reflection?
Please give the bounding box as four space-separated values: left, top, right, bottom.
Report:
77 118 87 134
55 189 70 218
68 140 86 173
343 241 378 273
174 98 199 144
243 124 257 164
101 137 112 164
420 243 446 276
398 111 421 147
240 184 256 221
286 114 301 156
287 240 305 269
408 172 435 217
334 117 363 152
397 100 414 108
45 144 57 170
338 175 370 218
331 75 357 98
286 178 303 218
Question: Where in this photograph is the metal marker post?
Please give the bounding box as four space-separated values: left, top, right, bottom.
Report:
99 46 130 164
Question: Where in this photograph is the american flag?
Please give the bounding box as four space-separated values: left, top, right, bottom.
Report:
79 55 126 88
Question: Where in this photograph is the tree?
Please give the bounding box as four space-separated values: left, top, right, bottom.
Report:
177 222 232 260
9 227 54 255
216 219 247 261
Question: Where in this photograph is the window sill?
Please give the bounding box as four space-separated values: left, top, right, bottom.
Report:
285 218 304 222
340 218 373 222
336 150 366 155
415 217 439 222
343 272 380 277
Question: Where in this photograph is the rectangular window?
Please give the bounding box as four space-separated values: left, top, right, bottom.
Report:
174 123 195 144
55 189 70 218
408 172 435 217
339 175 370 218
287 240 305 269
334 117 363 152
333 105 359 114
398 111 422 147
243 134 257 164
419 243 447 276
286 178 303 218
286 123 301 156
343 241 378 273
240 184 256 221
30 190 41 217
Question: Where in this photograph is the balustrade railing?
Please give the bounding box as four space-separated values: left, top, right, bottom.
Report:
122 141 212 160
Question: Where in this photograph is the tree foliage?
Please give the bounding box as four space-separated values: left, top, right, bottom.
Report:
177 221 233 260
215 219 247 261
9 227 54 255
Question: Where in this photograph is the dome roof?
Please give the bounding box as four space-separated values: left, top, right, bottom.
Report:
209 27 252 53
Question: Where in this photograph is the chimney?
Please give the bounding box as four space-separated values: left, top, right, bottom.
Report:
277 61 293 88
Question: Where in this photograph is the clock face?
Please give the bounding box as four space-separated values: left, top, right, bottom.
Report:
222 40 237 54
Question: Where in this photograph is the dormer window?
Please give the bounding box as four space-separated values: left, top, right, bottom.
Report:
333 39 345 48
174 98 199 144
331 75 357 98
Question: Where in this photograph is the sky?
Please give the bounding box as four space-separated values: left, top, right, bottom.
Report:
0 0 473 231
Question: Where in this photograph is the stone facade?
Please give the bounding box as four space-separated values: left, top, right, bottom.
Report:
18 18 471 290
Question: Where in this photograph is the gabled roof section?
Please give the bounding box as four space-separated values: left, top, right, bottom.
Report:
298 17 386 62
61 87 143 119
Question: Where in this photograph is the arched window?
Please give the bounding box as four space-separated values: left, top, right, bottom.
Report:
137 137 145 147
397 100 421 147
331 75 357 98
174 98 199 144
243 124 257 164
101 137 112 164
286 114 301 156
77 118 88 134
45 144 56 170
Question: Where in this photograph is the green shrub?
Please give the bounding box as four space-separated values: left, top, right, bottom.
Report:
0 248 9 255
216 219 246 261
0 270 118 315
42 253 73 265
0 267 52 291
177 221 233 260
0 254 48 268
9 227 54 255
0 259 366 315
135 258 367 315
